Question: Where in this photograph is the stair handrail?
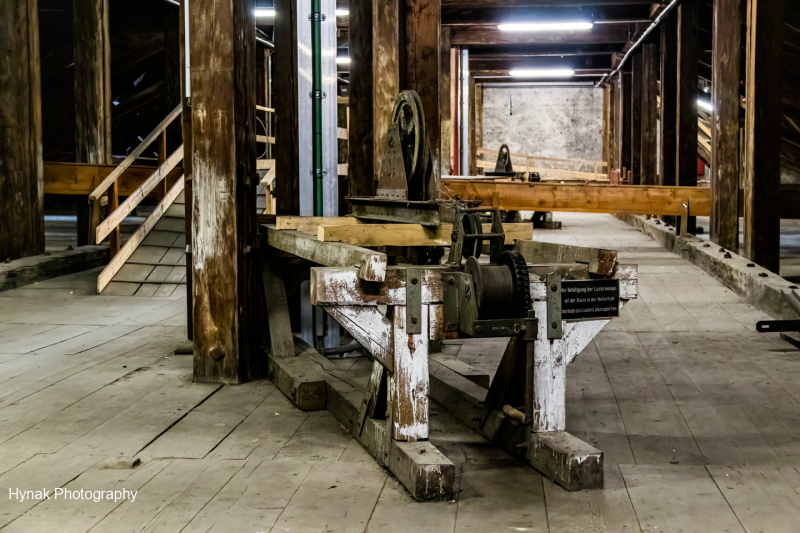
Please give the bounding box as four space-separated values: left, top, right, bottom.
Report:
89 104 182 201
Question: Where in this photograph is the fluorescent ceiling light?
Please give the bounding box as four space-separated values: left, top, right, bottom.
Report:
255 8 275 17
698 99 713 111
336 9 349 16
336 56 351 64
498 22 593 32
509 69 575 78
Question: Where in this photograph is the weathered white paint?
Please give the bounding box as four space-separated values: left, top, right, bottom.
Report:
325 306 394 369
391 305 429 442
530 300 626 432
310 267 446 306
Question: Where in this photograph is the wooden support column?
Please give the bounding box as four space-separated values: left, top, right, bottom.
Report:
273 0 300 214
616 71 631 176
73 0 111 165
743 0 784 272
710 0 741 252
403 0 440 195
440 28 451 176
190 0 260 383
179 0 193 341
602 85 610 175
630 52 643 185
641 41 659 186
348 0 399 198
659 11 678 188
607 80 617 173
0 0 44 261
676 3 699 233
468 74 477 176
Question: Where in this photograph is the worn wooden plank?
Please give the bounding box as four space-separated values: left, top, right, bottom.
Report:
710 0 741 252
262 251 294 358
275 215 361 230
319 222 530 247
743 0 784 272
0 0 44 261
267 226 387 282
442 180 712 216
325 306 394 369
391 305 429 441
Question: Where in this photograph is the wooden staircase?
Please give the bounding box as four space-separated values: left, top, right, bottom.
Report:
101 187 187 296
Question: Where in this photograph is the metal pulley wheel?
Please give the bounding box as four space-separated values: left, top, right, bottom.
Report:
391 90 429 195
465 250 531 320
461 213 484 260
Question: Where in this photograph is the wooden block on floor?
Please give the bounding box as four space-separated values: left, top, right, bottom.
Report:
388 440 456 501
529 431 603 491
267 353 327 410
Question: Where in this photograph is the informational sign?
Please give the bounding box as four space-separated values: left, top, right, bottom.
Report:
561 279 620 320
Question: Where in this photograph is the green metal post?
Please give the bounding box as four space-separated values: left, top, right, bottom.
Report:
311 0 324 216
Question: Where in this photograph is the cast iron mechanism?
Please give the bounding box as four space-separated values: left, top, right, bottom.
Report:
485 144 515 177
443 206 532 338
375 90 433 202
756 289 800 349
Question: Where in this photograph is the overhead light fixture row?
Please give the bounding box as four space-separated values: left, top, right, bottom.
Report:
498 22 593 32
509 69 576 78
255 7 275 17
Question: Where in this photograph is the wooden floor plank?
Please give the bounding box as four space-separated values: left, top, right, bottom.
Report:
143 380 274 459
271 461 387 533
182 459 314 533
707 465 800 532
129 245 170 265
620 465 746 532
0 324 101 354
114 263 157 283
142 230 182 247
366 476 458 533
272 413 353 462
135 283 160 297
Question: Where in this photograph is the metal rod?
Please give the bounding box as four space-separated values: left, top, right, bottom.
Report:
256 36 275 48
595 0 682 88
163 0 179 6
337 76 349 84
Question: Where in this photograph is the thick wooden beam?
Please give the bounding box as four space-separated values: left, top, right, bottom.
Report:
404 0 441 195
179 0 194 341
273 0 300 214
318 222 532 246
450 25 629 46
640 41 658 186
440 27 452 176
607 79 617 173
659 11 678 188
190 0 260 383
442 180 711 216
710 0 741 252
0 0 44 261
676 3 699 233
349 0 400 198
743 0 784 272
616 72 631 175
630 52 643 185
468 74 477 175
602 85 610 173
73 0 111 165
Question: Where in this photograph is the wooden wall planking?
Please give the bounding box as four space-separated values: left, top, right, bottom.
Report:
0 0 44 261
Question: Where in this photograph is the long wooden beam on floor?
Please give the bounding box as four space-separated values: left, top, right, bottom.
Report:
317 222 532 247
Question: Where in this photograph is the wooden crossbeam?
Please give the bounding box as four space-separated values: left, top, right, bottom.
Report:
96 145 183 243
443 179 711 216
317 222 532 247
44 162 183 196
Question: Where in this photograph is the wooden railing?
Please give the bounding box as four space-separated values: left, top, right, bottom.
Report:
91 104 183 256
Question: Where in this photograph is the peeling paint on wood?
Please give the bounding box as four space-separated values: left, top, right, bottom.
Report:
324 306 394 369
391 305 429 441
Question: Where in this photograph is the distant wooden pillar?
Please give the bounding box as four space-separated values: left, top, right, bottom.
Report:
616 71 632 176
743 0 784 272
0 0 44 261
440 27 451 176
468 74 476 175
710 0 741 252
659 11 678 188
607 80 617 173
630 52 643 185
403 0 440 195
190 0 260 383
475 82 483 169
163 2 181 148
179 0 193 341
641 41 659 186
676 3 699 233
73 0 111 164
348 0 399 198
273 0 300 214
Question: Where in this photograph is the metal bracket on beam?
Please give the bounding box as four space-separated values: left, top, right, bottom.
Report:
406 268 422 334
546 273 562 340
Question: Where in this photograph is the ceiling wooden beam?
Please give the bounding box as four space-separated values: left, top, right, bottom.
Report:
450 24 629 45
